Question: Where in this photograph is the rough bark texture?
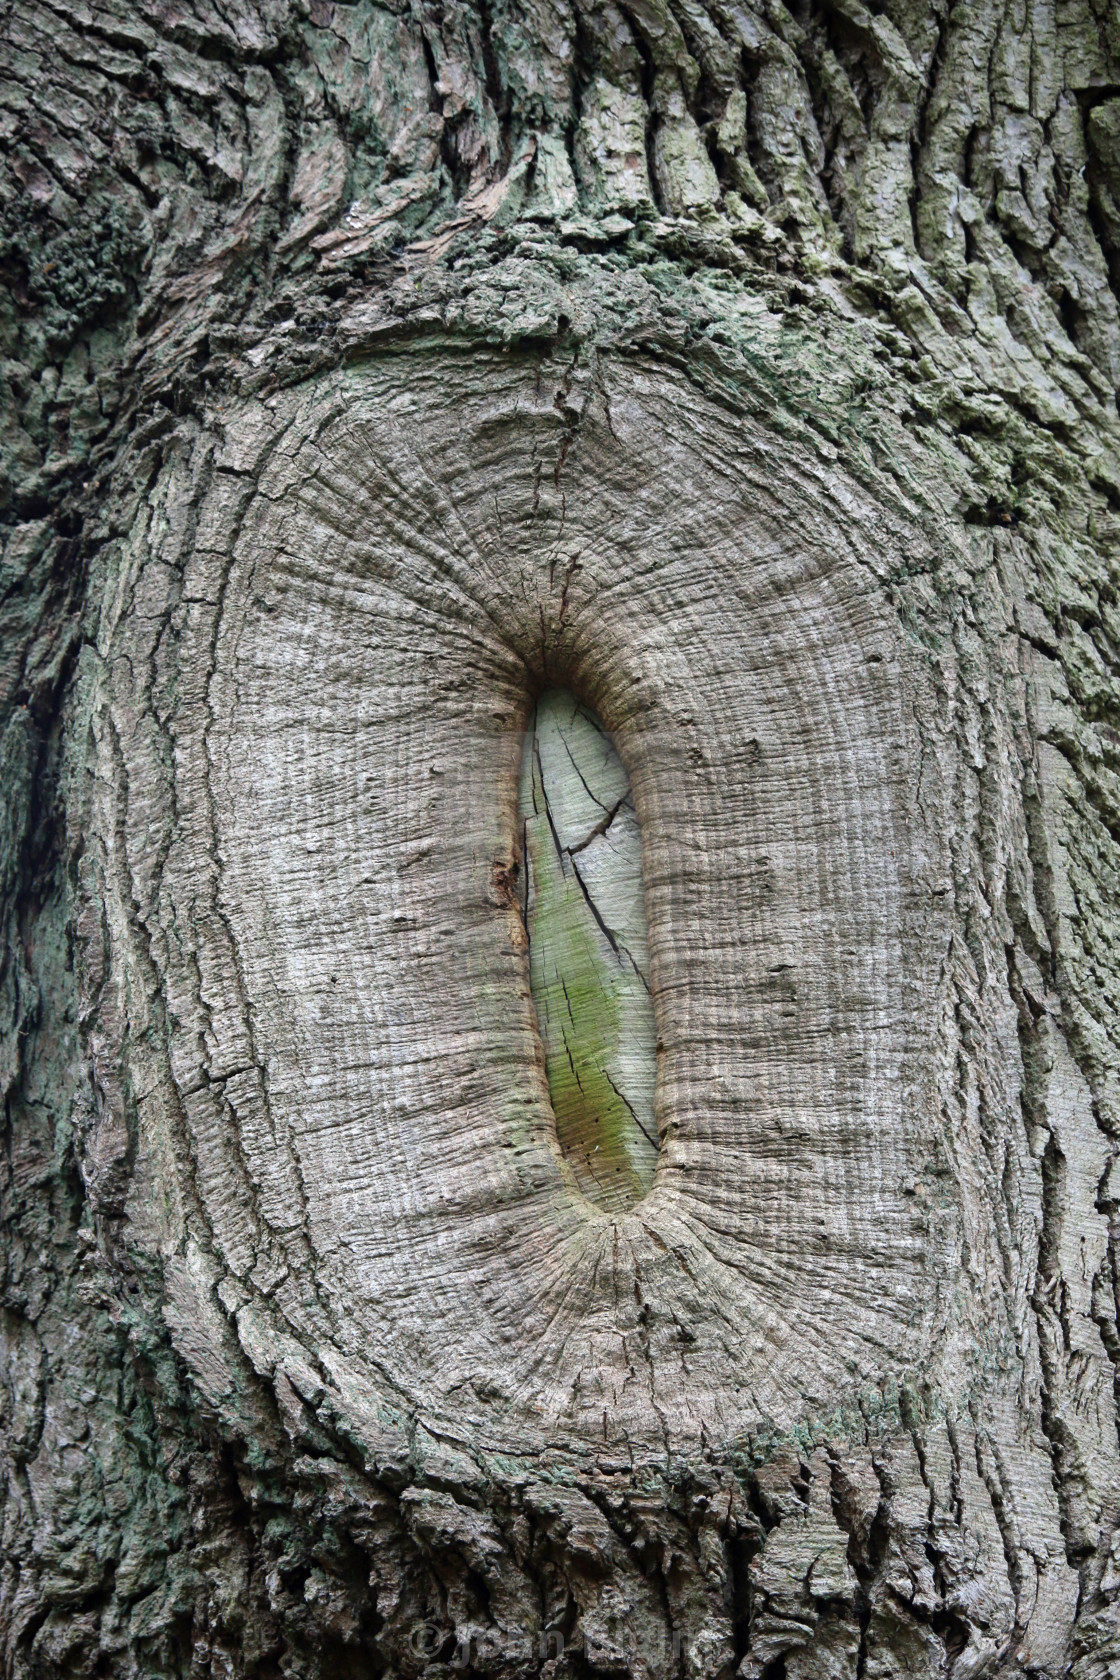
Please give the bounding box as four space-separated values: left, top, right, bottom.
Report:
3 0 1120 1675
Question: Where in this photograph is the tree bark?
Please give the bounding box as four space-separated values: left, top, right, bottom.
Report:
3 0 1120 1675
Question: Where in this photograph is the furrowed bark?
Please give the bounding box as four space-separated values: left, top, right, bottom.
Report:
2 0 1120 1676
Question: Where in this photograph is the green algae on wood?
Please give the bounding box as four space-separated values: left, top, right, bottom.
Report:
518 691 658 1213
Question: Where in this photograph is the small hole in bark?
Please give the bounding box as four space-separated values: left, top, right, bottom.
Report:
518 690 658 1213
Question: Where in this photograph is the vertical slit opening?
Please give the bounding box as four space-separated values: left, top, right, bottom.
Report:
518 689 658 1212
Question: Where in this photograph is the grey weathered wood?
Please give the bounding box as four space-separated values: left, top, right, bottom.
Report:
2 0 1120 1674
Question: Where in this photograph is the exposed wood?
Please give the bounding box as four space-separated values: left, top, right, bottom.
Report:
519 691 658 1212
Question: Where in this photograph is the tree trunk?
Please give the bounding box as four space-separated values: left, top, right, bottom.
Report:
3 0 1120 1674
